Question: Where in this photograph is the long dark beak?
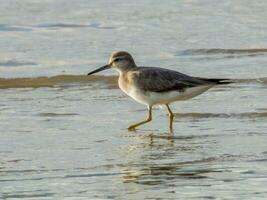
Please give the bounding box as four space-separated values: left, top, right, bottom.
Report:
87 64 110 75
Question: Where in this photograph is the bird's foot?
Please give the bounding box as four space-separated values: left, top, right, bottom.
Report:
127 125 137 131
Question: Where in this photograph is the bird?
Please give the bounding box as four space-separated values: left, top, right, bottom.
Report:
87 51 232 131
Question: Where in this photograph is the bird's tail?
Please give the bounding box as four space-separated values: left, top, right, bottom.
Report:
195 77 234 85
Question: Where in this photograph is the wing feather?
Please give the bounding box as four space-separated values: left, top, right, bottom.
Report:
133 67 209 93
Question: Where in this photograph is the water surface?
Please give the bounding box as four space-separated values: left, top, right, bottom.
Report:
1 0 267 199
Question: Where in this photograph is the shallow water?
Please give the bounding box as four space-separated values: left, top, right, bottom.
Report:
1 0 267 199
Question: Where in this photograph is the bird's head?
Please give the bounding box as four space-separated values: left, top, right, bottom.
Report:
88 51 136 75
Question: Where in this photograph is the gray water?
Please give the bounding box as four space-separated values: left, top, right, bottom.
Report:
1 0 267 199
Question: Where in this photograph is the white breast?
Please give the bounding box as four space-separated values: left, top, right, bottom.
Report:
118 78 147 105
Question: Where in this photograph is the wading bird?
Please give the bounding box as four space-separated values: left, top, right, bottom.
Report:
88 51 231 131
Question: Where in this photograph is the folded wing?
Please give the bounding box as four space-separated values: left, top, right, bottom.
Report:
134 67 213 93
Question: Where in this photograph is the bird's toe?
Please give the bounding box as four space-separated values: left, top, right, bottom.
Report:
127 125 137 131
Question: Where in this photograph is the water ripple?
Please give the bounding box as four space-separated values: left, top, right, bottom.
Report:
36 22 116 30
0 23 116 32
180 48 267 55
2 192 55 199
0 60 37 67
174 112 267 119
0 24 32 32
38 112 79 117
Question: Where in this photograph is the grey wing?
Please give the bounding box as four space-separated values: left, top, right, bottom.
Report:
135 67 208 92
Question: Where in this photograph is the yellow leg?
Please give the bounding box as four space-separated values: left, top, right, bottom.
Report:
128 106 152 131
166 104 174 131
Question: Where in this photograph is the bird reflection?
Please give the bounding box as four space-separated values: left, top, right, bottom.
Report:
119 132 219 185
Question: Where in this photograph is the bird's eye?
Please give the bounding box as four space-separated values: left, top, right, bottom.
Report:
114 58 122 62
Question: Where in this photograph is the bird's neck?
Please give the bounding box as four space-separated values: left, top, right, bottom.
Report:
116 65 137 75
